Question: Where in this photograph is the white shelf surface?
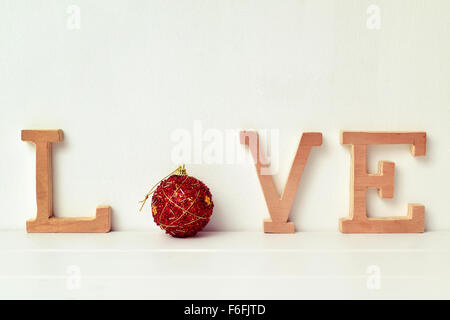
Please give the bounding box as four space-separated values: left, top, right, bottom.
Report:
0 231 449 299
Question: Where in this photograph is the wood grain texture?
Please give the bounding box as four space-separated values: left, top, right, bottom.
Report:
340 131 426 233
240 131 322 233
22 129 111 233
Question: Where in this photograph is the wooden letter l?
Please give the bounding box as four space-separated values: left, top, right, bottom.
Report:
22 129 111 233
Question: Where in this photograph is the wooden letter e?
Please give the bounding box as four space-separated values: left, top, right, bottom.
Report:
340 131 426 233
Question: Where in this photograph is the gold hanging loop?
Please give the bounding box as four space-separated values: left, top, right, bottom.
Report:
139 165 188 212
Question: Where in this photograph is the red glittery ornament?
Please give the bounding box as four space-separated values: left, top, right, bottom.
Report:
140 166 214 237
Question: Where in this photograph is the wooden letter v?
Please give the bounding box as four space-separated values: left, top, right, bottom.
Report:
240 131 322 233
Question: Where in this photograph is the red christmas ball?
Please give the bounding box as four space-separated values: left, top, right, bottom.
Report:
150 174 214 237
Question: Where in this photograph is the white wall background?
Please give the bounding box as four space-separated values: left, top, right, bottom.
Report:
0 0 449 232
